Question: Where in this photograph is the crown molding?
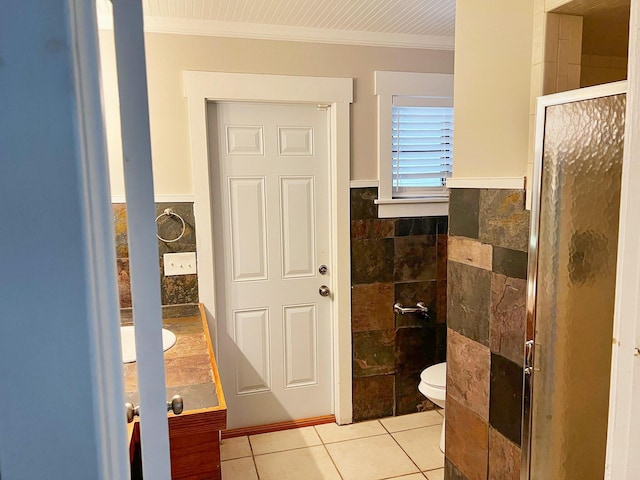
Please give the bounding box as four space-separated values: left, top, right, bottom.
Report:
97 15 454 51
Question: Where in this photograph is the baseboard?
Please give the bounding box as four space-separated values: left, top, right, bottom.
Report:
221 415 336 439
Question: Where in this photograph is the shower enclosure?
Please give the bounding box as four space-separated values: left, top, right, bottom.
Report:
522 82 627 480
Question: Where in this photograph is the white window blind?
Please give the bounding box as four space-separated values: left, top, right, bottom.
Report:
392 96 453 198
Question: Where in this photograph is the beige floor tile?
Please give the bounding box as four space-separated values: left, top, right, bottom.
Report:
393 425 444 471
220 435 252 461
315 420 386 443
425 468 445 480
221 457 258 480
254 445 341 480
326 434 419 480
380 411 443 433
250 426 322 455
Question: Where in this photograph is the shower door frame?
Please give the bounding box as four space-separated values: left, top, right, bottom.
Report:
521 80 628 480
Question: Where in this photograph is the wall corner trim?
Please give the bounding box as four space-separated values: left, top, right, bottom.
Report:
446 176 525 190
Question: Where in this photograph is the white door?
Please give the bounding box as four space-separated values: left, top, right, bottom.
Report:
210 102 333 429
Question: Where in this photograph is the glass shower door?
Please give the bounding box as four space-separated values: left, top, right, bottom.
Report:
523 83 626 480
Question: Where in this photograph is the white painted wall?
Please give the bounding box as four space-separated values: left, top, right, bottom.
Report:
98 31 454 194
452 0 534 180
0 2 128 478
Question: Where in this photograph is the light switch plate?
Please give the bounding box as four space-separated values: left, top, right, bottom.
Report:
163 252 197 276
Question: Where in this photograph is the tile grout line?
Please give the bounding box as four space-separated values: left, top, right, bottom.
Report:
247 435 263 480
251 442 329 457
383 422 432 479
235 414 442 480
380 471 429 480
315 423 351 480
322 421 429 480
320 442 346 480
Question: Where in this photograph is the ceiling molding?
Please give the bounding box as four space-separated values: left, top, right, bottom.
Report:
97 15 454 51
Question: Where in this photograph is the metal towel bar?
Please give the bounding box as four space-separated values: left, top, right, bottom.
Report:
393 302 429 315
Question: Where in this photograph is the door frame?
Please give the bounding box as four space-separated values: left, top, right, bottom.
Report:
184 71 354 424
522 80 627 480
2 1 130 478
606 1 640 476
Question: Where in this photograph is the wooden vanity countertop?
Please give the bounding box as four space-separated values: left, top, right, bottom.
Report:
122 304 226 419
124 304 227 479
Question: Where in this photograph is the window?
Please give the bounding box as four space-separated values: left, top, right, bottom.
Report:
392 99 453 197
375 71 454 218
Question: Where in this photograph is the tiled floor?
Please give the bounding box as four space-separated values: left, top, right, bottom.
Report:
221 410 445 480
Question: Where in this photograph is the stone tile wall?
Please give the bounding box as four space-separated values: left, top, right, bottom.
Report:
445 189 530 480
114 202 198 312
351 187 448 421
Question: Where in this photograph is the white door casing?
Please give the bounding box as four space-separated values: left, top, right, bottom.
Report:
605 1 640 477
211 102 332 428
111 1 172 478
184 72 354 424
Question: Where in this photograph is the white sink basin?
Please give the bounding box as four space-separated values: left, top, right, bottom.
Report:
120 326 177 364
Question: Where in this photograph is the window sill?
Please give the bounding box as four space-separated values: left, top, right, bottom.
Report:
374 197 449 218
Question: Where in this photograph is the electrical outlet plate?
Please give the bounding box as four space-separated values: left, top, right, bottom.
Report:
163 252 197 276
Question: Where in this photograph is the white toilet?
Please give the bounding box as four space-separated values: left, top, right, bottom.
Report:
418 362 447 453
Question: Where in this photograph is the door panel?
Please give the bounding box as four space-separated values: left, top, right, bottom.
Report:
210 102 333 428
229 177 268 281
524 90 625 480
280 177 316 278
284 304 319 388
279 127 314 155
234 308 271 394
226 126 264 155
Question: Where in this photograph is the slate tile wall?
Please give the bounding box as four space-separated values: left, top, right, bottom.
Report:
445 189 529 480
351 187 448 421
114 202 199 311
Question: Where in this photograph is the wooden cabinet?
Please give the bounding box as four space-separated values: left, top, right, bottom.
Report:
168 407 226 479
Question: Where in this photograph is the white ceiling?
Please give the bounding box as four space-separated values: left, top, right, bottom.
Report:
96 0 456 50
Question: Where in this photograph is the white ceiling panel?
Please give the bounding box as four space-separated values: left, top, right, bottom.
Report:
97 0 456 49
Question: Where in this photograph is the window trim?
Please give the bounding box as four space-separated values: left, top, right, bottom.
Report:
375 71 454 218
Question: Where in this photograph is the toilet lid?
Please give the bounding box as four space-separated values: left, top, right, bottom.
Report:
420 362 446 389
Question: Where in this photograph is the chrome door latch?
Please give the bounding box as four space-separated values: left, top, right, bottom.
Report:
125 395 184 423
524 340 535 375
318 265 328 275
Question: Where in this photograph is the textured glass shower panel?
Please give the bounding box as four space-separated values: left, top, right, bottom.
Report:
530 94 625 480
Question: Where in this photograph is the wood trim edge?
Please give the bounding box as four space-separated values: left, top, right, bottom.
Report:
199 303 227 414
129 422 139 463
221 415 336 439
